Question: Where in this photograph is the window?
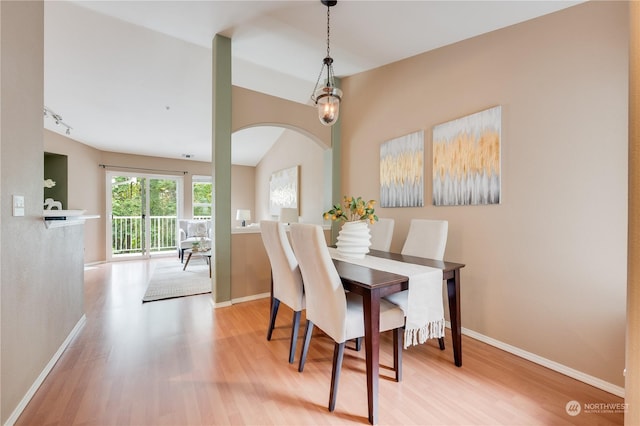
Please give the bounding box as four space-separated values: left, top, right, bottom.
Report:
192 176 212 219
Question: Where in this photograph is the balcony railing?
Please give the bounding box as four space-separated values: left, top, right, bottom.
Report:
112 215 178 255
112 215 213 255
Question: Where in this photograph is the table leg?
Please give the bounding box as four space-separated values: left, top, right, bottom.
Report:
362 289 380 425
446 270 462 367
183 252 193 271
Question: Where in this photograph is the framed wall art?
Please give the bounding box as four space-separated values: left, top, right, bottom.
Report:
432 106 501 206
379 130 424 208
269 165 299 216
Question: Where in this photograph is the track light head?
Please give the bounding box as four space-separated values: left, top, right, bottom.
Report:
43 106 72 136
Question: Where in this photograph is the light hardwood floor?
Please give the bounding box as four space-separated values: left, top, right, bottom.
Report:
17 259 624 425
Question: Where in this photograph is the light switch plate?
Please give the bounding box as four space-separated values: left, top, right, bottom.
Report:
13 195 24 216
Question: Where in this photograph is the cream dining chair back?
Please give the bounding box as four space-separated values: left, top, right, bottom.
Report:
290 223 405 412
368 218 394 252
401 219 448 260
260 220 305 364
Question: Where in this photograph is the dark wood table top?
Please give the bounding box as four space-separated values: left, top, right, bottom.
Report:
332 259 409 290
366 249 465 272
332 249 465 289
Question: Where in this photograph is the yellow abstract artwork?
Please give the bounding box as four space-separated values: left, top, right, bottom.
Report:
432 106 501 206
380 130 424 207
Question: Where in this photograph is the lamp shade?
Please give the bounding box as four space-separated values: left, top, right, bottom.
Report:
236 209 251 221
280 208 298 224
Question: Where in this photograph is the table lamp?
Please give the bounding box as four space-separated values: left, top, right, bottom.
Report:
236 209 251 227
280 207 298 225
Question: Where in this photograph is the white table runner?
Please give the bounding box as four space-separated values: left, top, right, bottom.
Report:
329 247 444 348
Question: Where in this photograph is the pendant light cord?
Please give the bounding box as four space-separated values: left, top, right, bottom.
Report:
311 1 338 103
326 3 331 58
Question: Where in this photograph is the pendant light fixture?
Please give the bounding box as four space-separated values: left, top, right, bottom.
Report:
311 0 342 127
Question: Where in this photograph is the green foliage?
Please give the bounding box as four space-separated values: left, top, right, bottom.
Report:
111 177 177 217
149 179 177 216
111 176 142 216
193 182 212 204
193 181 212 217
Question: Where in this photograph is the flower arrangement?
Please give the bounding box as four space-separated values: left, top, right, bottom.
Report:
323 196 378 224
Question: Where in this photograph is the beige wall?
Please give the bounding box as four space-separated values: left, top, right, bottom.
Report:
1 2 84 423
231 232 271 299
255 129 328 224
231 165 255 227
45 130 106 262
232 86 330 149
341 1 628 388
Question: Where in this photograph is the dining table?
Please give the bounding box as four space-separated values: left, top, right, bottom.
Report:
332 249 465 425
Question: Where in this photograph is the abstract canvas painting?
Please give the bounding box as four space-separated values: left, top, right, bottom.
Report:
269 165 299 215
432 106 501 206
380 130 424 207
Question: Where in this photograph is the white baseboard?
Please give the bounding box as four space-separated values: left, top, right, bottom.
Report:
4 315 87 426
232 292 270 304
447 322 625 398
212 299 232 308
211 292 270 309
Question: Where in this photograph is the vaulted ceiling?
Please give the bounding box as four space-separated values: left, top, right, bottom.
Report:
44 1 581 165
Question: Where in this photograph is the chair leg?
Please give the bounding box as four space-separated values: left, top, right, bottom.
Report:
329 342 346 412
438 337 445 350
267 298 280 341
354 337 362 351
289 310 301 364
393 328 403 382
298 321 314 373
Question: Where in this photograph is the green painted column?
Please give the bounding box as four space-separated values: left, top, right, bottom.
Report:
212 35 232 304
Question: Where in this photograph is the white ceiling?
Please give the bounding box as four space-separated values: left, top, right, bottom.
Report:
43 0 582 166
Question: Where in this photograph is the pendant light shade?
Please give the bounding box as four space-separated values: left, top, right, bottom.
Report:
315 84 342 126
311 0 342 127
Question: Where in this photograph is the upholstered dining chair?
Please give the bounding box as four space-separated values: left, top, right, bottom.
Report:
260 220 305 364
290 223 405 412
386 218 448 349
401 219 448 260
368 217 394 251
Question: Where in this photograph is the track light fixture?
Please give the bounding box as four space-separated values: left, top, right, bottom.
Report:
311 0 342 127
43 106 72 136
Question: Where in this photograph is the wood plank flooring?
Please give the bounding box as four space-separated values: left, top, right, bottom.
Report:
16 258 624 425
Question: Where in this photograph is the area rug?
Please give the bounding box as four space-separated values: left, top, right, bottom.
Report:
142 259 212 302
